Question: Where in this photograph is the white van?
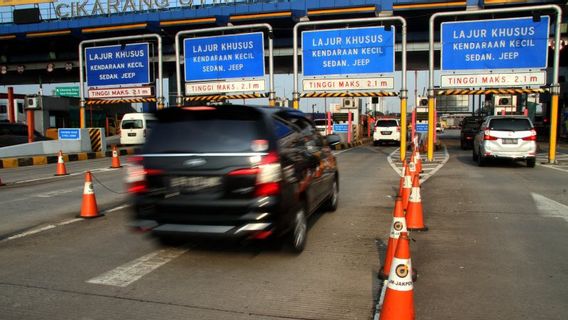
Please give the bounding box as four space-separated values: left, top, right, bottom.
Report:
120 113 157 145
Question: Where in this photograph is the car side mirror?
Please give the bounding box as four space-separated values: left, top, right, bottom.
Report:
326 134 341 146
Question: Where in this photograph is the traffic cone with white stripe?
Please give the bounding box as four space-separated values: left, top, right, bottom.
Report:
110 145 122 169
414 149 423 174
79 171 103 219
379 197 407 280
406 175 428 231
54 150 69 176
379 232 415 320
401 163 413 209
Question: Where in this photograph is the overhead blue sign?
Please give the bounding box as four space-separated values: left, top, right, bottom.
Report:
85 43 150 87
441 17 549 71
184 32 265 82
302 26 395 77
333 124 349 133
58 128 81 140
415 123 428 133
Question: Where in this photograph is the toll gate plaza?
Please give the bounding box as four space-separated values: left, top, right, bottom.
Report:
1 0 568 319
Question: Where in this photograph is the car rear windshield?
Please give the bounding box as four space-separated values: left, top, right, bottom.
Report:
122 119 143 129
489 118 532 131
376 120 398 127
145 108 267 153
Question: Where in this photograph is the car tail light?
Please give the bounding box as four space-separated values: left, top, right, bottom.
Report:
522 129 537 141
396 126 400 132
483 130 498 141
228 151 281 197
126 156 163 194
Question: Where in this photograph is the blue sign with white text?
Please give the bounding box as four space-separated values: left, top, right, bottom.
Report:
416 123 428 133
302 26 395 76
184 32 265 81
333 124 349 133
85 43 150 86
441 17 549 71
58 129 81 140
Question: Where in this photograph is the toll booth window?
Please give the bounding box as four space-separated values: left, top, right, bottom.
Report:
17 103 24 114
0 105 6 113
122 119 143 129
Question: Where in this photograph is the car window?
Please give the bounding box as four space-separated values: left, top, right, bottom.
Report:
145 108 268 153
273 118 294 139
122 119 143 129
314 119 327 126
489 118 532 131
376 120 398 127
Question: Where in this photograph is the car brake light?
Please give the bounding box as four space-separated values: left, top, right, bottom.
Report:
228 152 281 197
483 130 498 141
396 126 400 132
522 129 537 141
126 156 163 194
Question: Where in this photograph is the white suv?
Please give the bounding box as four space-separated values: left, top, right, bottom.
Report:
473 116 537 167
373 119 401 145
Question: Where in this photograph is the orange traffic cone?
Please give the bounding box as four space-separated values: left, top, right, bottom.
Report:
54 150 69 176
406 175 428 231
379 232 415 320
110 146 122 168
401 163 413 209
379 197 407 280
79 171 103 219
414 149 423 173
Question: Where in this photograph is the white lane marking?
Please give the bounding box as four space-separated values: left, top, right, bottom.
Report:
87 248 188 287
387 146 449 184
36 187 81 198
1 204 129 242
12 167 118 185
103 204 130 213
539 164 568 174
5 225 56 241
531 193 568 223
58 218 83 226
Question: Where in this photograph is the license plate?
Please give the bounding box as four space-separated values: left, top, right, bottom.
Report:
502 138 518 144
128 133 136 137
381 131 392 135
169 176 221 192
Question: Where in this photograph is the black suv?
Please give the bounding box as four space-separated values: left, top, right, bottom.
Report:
460 116 484 149
128 105 341 252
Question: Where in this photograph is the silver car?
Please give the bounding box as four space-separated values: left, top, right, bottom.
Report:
472 116 537 167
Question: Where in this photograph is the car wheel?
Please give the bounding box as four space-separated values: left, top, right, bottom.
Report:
472 148 478 161
477 151 485 167
527 158 536 168
156 235 185 247
288 204 307 253
460 139 466 150
373 140 378 146
324 178 339 212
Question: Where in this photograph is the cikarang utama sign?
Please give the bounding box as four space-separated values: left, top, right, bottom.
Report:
54 0 246 19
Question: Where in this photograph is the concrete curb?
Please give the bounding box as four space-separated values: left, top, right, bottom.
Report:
0 147 141 169
332 138 371 151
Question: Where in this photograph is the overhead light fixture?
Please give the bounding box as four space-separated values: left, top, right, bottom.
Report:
0 65 7 74
16 65 24 74
65 62 73 71
47 63 54 72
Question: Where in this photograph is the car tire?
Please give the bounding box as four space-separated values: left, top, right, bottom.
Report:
288 204 307 253
373 140 378 146
472 148 478 161
460 139 466 150
324 178 339 212
156 235 185 247
477 151 485 167
527 158 536 168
